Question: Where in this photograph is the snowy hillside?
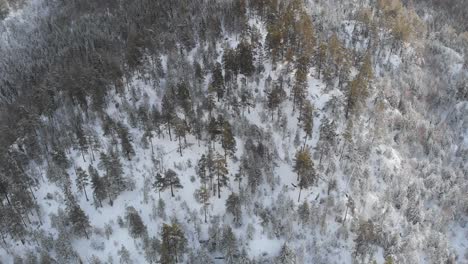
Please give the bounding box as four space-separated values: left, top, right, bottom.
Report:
0 0 467 263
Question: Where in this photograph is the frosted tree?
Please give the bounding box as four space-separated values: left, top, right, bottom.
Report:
221 121 236 160
67 201 91 239
160 222 187 263
267 83 287 120
99 150 126 205
116 122 135 160
89 165 106 207
154 169 183 198
276 243 297 264
221 225 239 263
75 167 89 201
125 206 147 238
144 236 160 264
226 193 242 226
118 245 132 264
213 153 229 198
293 148 317 202
300 100 314 149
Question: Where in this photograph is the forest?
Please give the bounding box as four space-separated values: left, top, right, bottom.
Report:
0 0 467 263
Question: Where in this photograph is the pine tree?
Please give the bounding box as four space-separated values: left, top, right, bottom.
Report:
293 148 317 202
144 236 160 264
195 186 210 223
211 63 225 101
117 245 132 264
237 41 255 77
51 146 70 170
154 169 183 198
197 155 208 186
68 201 91 239
301 100 314 149
160 222 187 264
276 243 297 264
316 42 327 78
223 47 239 83
161 93 176 141
346 53 372 118
75 167 89 201
89 165 106 207
267 84 286 120
151 105 163 138
116 122 135 160
226 193 242 226
221 226 238 263
221 122 236 160
213 153 229 198
318 118 337 165
292 56 309 113
298 200 310 225
75 121 88 162
125 206 147 238
99 151 126 205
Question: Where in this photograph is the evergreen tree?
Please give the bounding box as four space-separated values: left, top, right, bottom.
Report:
292 56 309 113
197 155 208 186
195 186 210 223
68 201 91 239
144 236 161 264
316 42 327 79
267 84 286 120
99 151 126 205
293 148 317 202
276 243 297 264
154 169 183 198
75 120 88 162
51 146 70 170
125 206 147 238
116 122 135 160
220 225 238 263
223 47 239 83
160 222 187 264
151 105 163 138
161 93 176 141
89 165 106 207
211 63 225 101
297 201 310 225
213 153 229 198
75 167 89 201
226 193 242 226
301 100 314 148
237 41 255 77
117 245 132 264
345 53 372 118
174 117 188 156
221 121 236 160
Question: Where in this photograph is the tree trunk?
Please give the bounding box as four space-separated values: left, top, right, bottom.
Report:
170 183 174 197
204 205 207 223
178 136 183 157
3 194 12 207
83 187 89 201
217 173 221 199
298 187 302 202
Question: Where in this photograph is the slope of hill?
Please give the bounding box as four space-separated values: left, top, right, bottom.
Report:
0 0 466 263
